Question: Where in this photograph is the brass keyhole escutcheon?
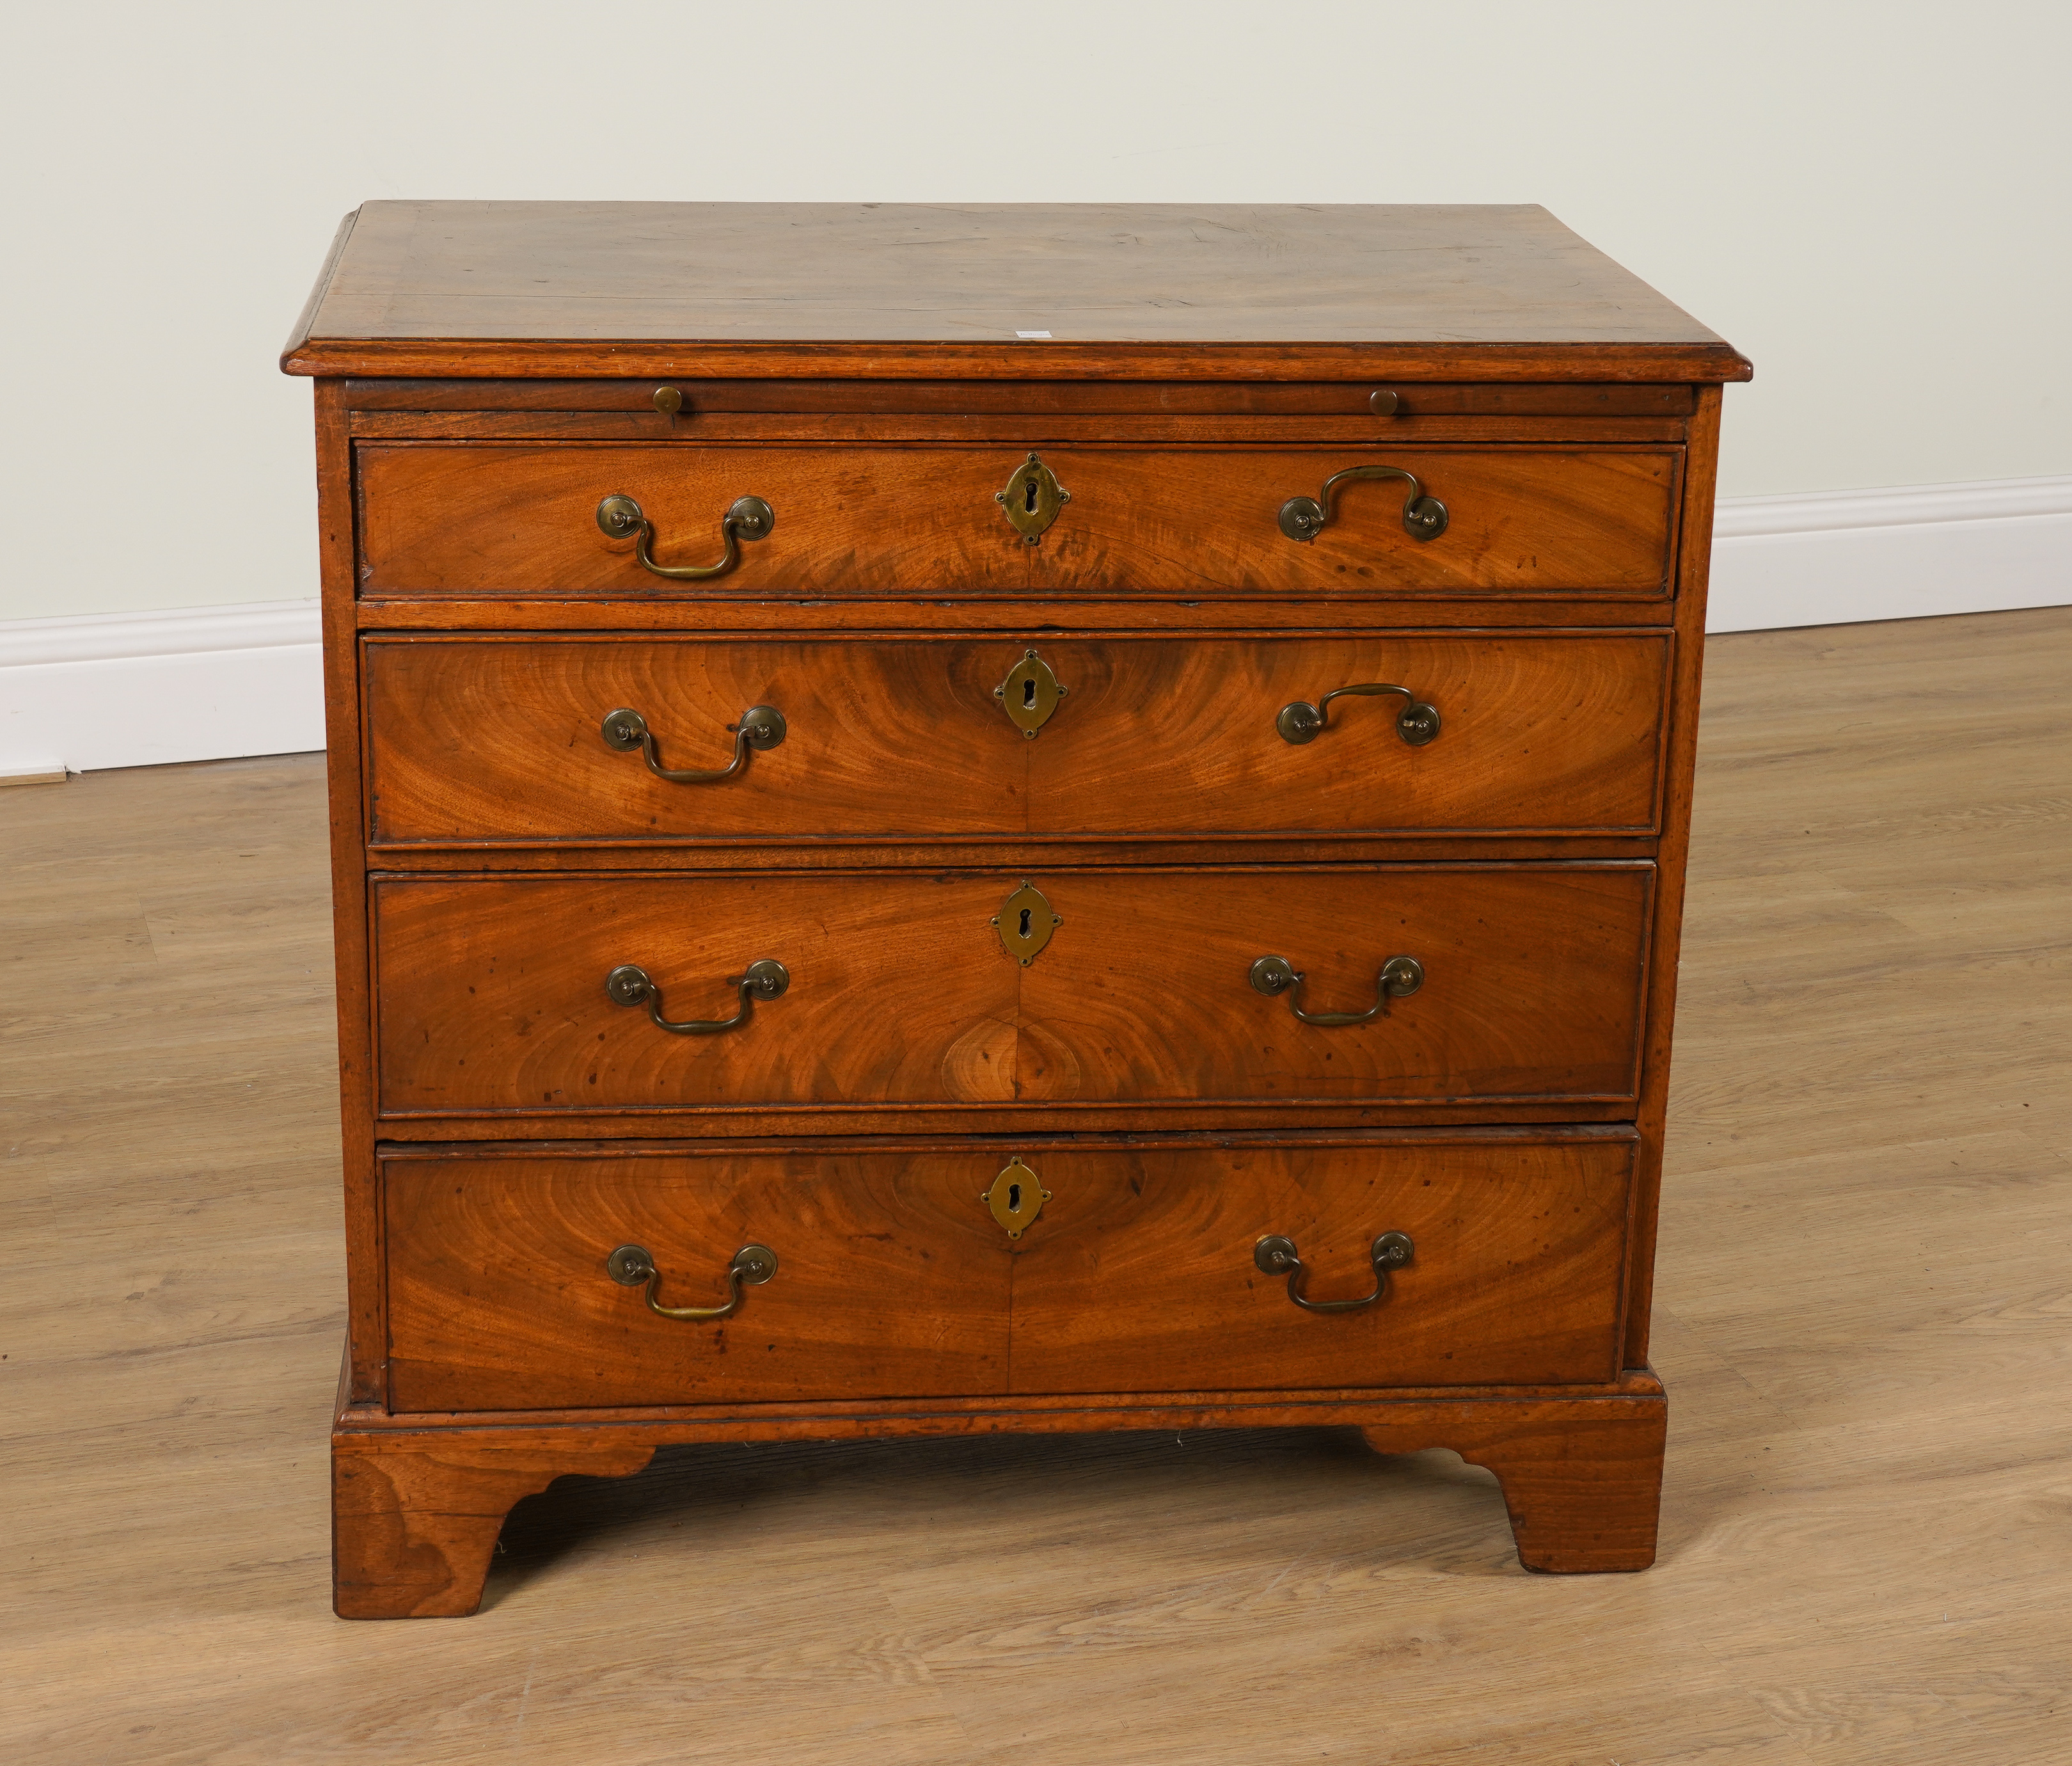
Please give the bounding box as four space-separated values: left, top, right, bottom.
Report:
995 452 1070 544
981 1156 1052 1240
992 880 1062 966
993 647 1067 737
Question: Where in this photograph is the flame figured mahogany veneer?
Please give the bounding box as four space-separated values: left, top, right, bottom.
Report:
362 632 1673 846
285 202 1746 1616
383 1135 1641 1413
369 866 1654 1120
355 443 1680 598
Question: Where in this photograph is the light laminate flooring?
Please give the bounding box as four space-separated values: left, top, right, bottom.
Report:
3 607 2068 1763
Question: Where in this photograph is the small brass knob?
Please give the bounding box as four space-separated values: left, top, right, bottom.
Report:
1370 389 1400 416
653 386 685 416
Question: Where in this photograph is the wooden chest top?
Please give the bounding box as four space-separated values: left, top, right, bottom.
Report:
281 201 1751 382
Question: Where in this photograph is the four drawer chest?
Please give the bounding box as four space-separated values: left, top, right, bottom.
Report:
281 202 1748 1617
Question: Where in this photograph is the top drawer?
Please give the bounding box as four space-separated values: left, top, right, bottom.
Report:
355 443 1681 599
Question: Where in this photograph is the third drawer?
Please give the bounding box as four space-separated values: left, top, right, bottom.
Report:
363 632 1672 843
372 864 1653 1117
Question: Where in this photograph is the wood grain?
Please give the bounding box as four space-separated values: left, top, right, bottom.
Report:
1003 1137 1634 1394
329 1380 1664 1619
298 337 1755 383
362 632 1672 845
1625 381 1725 1367
313 379 387 1405
5 605 2067 1756
333 1428 656 1619
281 211 356 360
1364 1388 1667 1572
282 202 1750 385
368 865 1654 1118
379 1133 1633 1412
344 377 1698 415
355 443 1679 598
385 1151 1014 1412
349 410 1695 449
352 589 1678 633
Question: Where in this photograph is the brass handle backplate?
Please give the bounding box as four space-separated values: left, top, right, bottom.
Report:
1276 682 1440 747
1249 954 1423 1026
1254 1232 1413 1313
1278 465 1448 543
606 960 789 1035
597 491 774 582
601 705 786 782
608 1241 777 1321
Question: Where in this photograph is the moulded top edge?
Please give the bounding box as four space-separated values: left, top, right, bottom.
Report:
281 202 1751 381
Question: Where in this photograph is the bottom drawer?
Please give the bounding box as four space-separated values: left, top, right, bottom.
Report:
381 1129 1635 1412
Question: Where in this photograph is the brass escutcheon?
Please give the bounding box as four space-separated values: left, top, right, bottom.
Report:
993 648 1068 738
992 880 1062 966
981 1156 1052 1240
995 452 1070 544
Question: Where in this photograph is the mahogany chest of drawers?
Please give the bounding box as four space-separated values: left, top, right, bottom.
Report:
281 202 1747 1617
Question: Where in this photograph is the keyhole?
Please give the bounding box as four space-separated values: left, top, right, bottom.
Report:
1024 474 1039 514
1022 677 1037 708
1008 1182 1023 1212
1018 908 1032 937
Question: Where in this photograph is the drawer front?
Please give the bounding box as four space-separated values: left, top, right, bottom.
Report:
372 866 1651 1117
1001 1135 1635 1393
383 1150 1009 1411
356 443 1678 597
381 1131 1634 1411
365 632 1670 844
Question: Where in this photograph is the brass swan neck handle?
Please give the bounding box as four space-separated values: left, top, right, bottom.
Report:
1254 1232 1413 1314
1276 681 1441 747
606 960 789 1035
607 1243 777 1321
596 491 774 582
1277 465 1448 543
601 705 786 783
1248 954 1423 1026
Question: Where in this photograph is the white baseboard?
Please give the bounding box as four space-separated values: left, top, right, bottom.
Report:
1707 473 2072 633
0 600 324 775
2 474 2067 773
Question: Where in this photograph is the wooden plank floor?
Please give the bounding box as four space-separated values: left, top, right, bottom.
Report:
3 607 2067 1763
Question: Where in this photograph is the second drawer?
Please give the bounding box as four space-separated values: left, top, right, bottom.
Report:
363 632 1672 845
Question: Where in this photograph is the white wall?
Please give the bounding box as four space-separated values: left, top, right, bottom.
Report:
2 0 2069 631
